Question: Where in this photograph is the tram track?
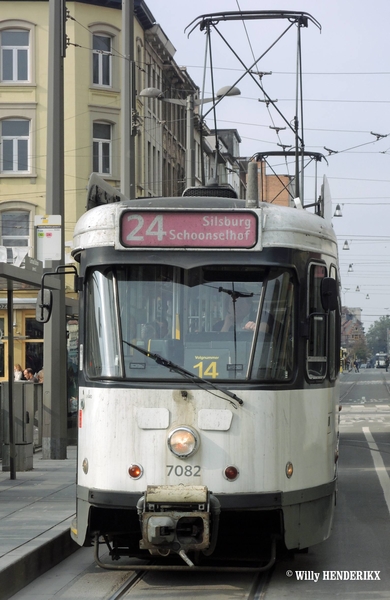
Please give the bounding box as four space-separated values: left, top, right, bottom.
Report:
340 371 390 404
99 540 276 600
381 371 390 397
105 567 273 600
339 380 357 402
92 532 277 600
108 570 146 599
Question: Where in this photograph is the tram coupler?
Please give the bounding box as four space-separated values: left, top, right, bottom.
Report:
137 485 220 565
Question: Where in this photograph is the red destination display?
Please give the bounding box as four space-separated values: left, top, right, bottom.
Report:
120 211 258 248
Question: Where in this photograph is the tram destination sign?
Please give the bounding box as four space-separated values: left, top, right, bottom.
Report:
119 210 258 249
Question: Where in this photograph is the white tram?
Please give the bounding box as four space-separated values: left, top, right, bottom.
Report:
375 353 388 368
65 175 340 570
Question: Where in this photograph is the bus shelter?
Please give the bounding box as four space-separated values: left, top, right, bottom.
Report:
0 262 61 479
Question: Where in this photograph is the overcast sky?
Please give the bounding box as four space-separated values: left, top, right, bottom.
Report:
144 0 390 331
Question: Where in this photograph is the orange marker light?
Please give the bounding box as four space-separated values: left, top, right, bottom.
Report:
224 465 239 481
128 464 143 479
285 462 293 478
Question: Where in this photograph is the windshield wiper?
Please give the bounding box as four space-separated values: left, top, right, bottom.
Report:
123 340 243 408
218 286 253 300
218 286 254 376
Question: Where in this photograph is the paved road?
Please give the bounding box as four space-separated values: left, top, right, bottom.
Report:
340 367 390 431
340 367 390 403
11 371 390 599
265 369 390 599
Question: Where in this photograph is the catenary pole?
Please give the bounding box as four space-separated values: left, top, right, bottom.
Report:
121 0 136 198
43 0 67 459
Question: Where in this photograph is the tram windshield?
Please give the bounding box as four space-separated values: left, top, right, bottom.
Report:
85 264 295 382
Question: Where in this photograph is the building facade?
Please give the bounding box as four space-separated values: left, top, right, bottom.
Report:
341 306 366 362
0 0 241 377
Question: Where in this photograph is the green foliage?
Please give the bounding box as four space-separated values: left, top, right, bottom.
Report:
366 316 390 357
352 338 368 361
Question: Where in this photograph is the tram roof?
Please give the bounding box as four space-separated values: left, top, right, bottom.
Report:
72 195 338 260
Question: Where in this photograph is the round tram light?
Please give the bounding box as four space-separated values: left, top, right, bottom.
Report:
224 465 239 481
167 426 199 458
128 464 143 479
285 462 293 479
82 458 89 474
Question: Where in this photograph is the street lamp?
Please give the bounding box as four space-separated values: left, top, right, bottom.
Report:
139 85 241 188
333 204 342 217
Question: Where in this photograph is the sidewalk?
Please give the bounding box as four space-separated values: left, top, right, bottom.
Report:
0 447 78 600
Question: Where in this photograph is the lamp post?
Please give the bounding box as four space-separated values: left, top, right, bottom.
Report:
333 204 342 217
139 86 240 188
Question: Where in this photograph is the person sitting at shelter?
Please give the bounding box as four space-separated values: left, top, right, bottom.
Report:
14 364 24 381
23 368 35 382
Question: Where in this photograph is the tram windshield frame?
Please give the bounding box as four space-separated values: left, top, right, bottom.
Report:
84 264 295 383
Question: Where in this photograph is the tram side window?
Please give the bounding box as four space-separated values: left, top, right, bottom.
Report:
85 268 121 378
328 265 340 380
251 270 295 381
307 264 327 380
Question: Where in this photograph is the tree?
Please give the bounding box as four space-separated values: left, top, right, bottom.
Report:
366 316 390 357
351 338 368 361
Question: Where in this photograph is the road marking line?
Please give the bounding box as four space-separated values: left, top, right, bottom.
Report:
363 426 390 516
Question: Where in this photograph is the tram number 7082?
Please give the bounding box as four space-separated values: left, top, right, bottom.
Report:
167 465 201 477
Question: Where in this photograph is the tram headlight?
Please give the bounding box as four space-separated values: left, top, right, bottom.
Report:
285 461 293 478
167 426 199 459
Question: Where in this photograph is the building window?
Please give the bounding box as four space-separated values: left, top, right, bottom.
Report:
93 34 112 86
25 317 43 373
25 316 43 375
1 29 29 82
136 42 143 98
0 317 4 377
26 317 43 339
1 209 30 262
1 119 29 173
93 122 111 175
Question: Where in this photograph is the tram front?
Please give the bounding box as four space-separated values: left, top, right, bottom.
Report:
69 195 340 568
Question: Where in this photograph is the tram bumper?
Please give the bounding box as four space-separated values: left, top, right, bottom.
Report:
137 485 220 565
